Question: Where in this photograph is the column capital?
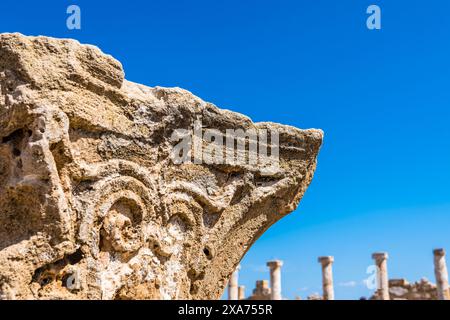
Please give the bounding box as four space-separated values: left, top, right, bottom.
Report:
267 260 283 269
318 256 334 265
372 252 388 262
434 248 446 257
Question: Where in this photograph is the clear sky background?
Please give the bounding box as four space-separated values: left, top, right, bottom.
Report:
2 1 449 299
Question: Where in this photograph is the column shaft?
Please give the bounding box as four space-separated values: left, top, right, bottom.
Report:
319 256 334 300
267 260 283 300
434 249 450 300
372 253 389 300
228 265 240 300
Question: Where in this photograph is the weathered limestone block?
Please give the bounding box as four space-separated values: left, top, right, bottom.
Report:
248 280 271 300
0 33 323 300
371 278 439 300
307 293 323 300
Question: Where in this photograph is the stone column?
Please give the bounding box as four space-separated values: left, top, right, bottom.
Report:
267 260 283 300
318 256 335 300
238 286 245 300
372 252 389 300
434 249 450 300
228 265 240 300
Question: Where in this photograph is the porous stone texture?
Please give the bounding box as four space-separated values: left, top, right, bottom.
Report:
371 279 438 300
0 33 323 300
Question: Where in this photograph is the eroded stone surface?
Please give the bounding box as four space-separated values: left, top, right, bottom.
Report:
0 33 323 300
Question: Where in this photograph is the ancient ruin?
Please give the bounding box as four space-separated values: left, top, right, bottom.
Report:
433 249 450 300
384 278 438 300
267 260 283 300
0 33 323 300
372 252 390 300
249 280 271 300
227 259 288 300
318 256 334 300
230 249 450 300
227 265 240 300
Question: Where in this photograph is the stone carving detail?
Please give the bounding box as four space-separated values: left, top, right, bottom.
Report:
0 33 323 300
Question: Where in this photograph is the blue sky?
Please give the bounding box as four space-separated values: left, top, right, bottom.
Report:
2 1 450 299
